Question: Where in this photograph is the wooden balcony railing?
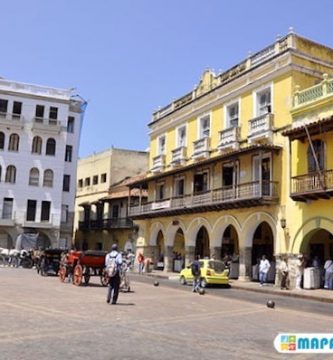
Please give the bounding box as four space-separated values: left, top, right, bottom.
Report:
79 217 134 230
291 169 333 200
129 180 278 217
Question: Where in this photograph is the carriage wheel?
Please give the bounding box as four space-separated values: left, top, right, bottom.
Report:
73 264 83 286
100 270 109 287
59 265 66 282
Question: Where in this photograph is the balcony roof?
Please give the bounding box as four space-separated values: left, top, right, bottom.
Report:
282 115 333 141
129 144 282 188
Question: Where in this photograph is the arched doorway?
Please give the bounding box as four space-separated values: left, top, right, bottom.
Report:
0 231 13 249
252 221 274 282
173 228 185 272
195 226 210 259
156 230 165 269
300 228 333 266
36 233 51 249
221 225 239 278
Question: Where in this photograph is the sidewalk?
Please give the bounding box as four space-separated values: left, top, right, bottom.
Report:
140 269 333 304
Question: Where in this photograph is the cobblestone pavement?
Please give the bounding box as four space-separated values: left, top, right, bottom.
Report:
0 267 332 360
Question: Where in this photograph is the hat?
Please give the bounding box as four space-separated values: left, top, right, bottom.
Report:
111 244 118 251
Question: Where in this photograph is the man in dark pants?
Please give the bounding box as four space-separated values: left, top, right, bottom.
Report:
105 244 123 304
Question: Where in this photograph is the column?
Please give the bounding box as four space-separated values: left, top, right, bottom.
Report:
185 245 195 266
210 246 221 260
238 246 252 281
164 245 174 272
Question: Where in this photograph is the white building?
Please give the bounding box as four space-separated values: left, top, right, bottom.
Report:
0 77 86 249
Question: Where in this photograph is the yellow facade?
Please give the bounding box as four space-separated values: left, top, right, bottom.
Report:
130 31 333 287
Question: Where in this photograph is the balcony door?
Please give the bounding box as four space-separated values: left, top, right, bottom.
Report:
253 155 271 196
222 162 239 200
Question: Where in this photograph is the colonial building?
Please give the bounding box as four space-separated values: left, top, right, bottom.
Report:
128 30 333 283
0 77 86 249
282 73 333 284
74 148 148 251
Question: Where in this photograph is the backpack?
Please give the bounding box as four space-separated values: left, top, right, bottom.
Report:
191 261 200 276
106 254 118 277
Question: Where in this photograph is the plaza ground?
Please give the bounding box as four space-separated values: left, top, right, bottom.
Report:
0 267 332 360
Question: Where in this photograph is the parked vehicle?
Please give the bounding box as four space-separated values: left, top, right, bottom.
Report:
38 249 64 276
179 259 229 288
59 250 108 287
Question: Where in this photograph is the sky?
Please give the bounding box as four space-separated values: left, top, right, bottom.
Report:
1 0 332 158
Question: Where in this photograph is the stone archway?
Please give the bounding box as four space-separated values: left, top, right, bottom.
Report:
0 231 13 249
221 225 240 279
195 226 210 259
300 228 333 266
156 230 165 268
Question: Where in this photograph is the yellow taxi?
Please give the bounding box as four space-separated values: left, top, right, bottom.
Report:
179 259 229 288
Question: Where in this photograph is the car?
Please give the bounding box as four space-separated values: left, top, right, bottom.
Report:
179 259 229 288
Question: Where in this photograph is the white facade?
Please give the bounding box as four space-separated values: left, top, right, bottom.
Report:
0 78 86 249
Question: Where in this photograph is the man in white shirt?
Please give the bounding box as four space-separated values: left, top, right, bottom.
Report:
259 255 270 286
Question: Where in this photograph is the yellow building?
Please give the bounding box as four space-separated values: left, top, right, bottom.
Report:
74 148 148 251
128 30 333 285
283 73 333 281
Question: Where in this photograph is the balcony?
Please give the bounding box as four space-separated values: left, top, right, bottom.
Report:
151 154 166 173
78 217 134 230
248 113 274 144
291 169 333 201
0 112 24 130
218 127 240 152
129 180 278 218
171 146 187 167
192 137 210 160
31 117 62 133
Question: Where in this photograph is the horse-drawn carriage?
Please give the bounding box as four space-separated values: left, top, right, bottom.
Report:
36 249 63 276
59 250 108 286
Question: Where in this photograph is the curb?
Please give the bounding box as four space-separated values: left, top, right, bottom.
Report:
136 272 333 304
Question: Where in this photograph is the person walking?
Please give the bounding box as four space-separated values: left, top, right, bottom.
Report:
279 257 289 290
324 259 333 290
295 254 305 290
191 255 201 292
105 244 122 305
137 252 145 274
259 255 270 286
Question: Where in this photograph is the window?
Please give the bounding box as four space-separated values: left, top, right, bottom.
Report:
158 135 166 155
29 168 39 186
194 171 209 193
112 205 119 218
46 138 56 155
93 175 98 185
199 114 210 138
12 101 22 119
32 136 42 154
256 88 271 116
49 107 58 120
2 198 13 219
43 169 54 187
174 177 185 197
0 132 4 149
78 179 83 188
35 105 45 119
61 204 69 223
85 177 90 186
8 133 19 151
156 182 165 200
226 102 239 128
63 175 70 192
0 99 8 115
5 165 16 183
222 162 238 186
177 125 187 147
67 116 75 133
26 200 37 221
101 173 107 183
41 201 51 221
307 140 324 172
65 145 73 162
